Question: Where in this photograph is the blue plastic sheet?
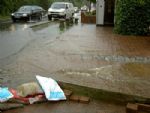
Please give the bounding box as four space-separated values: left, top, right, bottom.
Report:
0 87 13 102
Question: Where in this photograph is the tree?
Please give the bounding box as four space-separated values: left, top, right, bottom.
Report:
114 0 150 35
87 0 96 12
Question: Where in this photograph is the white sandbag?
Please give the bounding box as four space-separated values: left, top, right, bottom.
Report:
17 82 43 97
36 75 66 101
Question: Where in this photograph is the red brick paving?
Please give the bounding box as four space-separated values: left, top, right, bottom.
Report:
61 25 150 57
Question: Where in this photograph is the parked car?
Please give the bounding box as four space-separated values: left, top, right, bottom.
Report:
81 5 88 12
48 2 74 20
74 7 79 13
11 5 45 22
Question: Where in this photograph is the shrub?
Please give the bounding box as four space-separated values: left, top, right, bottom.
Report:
85 10 96 16
114 0 150 35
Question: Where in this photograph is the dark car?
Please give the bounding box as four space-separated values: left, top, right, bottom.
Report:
11 5 45 22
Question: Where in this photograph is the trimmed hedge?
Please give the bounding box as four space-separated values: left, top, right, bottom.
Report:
114 0 150 35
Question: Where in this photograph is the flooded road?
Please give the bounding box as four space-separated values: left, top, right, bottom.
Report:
0 19 76 66
0 23 35 59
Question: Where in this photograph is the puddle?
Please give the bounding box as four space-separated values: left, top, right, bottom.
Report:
0 19 78 66
31 20 76 33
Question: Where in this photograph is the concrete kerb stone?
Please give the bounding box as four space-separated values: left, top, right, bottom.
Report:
58 81 150 104
29 21 52 28
63 89 73 100
126 103 138 113
137 103 150 112
126 103 150 113
69 95 80 102
79 96 90 104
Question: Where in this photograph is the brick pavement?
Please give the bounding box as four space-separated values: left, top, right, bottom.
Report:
49 24 150 64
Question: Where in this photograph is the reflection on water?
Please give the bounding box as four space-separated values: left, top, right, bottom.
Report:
32 19 77 35
0 22 30 32
0 19 79 66
59 19 75 33
31 22 55 31
0 23 13 31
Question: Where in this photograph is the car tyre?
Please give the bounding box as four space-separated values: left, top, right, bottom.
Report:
48 15 52 21
64 14 67 20
12 18 16 23
29 15 32 21
38 14 42 21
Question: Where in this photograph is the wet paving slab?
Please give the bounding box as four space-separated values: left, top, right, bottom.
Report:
60 24 150 57
54 63 150 102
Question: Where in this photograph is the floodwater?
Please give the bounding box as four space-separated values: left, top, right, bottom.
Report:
56 63 150 99
0 23 35 60
0 19 76 66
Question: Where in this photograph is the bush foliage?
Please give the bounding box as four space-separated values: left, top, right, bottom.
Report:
114 0 150 35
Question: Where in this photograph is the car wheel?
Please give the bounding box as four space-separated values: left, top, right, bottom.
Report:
38 14 42 21
64 14 67 20
29 15 32 21
48 15 52 21
12 18 16 23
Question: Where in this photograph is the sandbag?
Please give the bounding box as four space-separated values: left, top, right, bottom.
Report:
36 75 66 101
17 82 43 97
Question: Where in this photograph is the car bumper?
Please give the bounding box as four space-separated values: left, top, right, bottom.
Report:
48 14 65 18
11 16 29 21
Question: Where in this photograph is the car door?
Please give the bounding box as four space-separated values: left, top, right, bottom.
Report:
70 3 74 15
69 4 73 18
65 4 70 19
69 3 74 18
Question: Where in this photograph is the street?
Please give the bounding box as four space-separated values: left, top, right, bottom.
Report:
0 12 150 113
0 14 79 66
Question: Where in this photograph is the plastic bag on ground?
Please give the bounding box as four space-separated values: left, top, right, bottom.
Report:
9 89 29 104
28 95 46 104
0 87 13 102
9 89 45 104
17 82 44 97
36 75 66 101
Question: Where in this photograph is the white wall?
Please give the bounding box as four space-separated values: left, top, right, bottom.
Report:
96 0 105 25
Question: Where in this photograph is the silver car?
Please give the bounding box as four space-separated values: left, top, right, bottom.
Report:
48 2 74 20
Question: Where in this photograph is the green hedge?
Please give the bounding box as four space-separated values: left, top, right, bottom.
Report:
114 0 150 35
